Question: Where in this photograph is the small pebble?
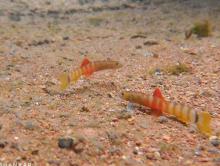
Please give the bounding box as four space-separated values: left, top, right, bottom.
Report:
154 151 161 159
72 142 84 153
213 158 220 163
117 111 132 120
194 145 204 156
109 146 121 155
135 45 142 49
155 68 162 76
23 120 38 130
209 136 219 147
10 142 21 151
208 149 220 154
107 131 121 145
126 103 135 113
146 152 155 160
63 36 69 40
31 150 39 155
144 40 159 46
139 121 148 129
107 93 113 98
58 137 74 149
189 125 197 133
135 142 141 146
80 106 90 112
72 137 85 153
0 140 8 148
158 116 168 123
133 147 140 155
144 51 154 57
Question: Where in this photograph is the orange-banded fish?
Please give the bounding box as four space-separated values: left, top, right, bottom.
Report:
59 58 122 90
121 88 212 136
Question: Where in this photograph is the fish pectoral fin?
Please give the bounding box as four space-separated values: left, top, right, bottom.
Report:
83 67 94 77
153 88 165 101
80 57 91 68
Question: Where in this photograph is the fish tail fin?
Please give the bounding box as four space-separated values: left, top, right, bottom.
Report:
71 70 82 82
80 57 94 77
59 73 70 90
197 111 212 136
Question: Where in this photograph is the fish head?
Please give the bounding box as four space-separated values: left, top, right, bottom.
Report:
108 61 122 69
121 91 133 101
107 59 122 69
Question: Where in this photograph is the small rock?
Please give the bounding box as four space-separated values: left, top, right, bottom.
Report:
72 143 84 153
135 142 141 146
162 135 171 142
189 125 197 133
194 145 204 156
133 147 140 155
135 45 142 49
213 158 220 163
144 40 159 46
58 137 74 149
0 140 8 148
154 68 162 76
107 131 121 145
109 146 121 155
139 121 148 129
144 51 154 57
194 148 201 156
107 93 113 98
80 106 90 112
9 13 21 22
209 136 220 147
185 160 193 165
208 149 220 154
31 150 39 155
123 158 140 166
63 36 69 40
198 158 210 162
126 103 135 113
117 111 132 120
158 116 168 123
130 34 147 39
146 152 156 160
23 120 38 130
10 142 21 151
48 160 61 166
59 112 70 118
154 151 161 159
72 137 85 153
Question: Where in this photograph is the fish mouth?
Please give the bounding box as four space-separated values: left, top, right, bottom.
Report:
119 92 125 99
117 63 123 68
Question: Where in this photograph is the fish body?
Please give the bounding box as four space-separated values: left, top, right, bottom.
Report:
122 90 163 116
121 88 212 136
59 58 122 90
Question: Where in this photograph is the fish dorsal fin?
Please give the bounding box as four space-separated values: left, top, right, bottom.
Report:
80 57 91 68
153 88 165 101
